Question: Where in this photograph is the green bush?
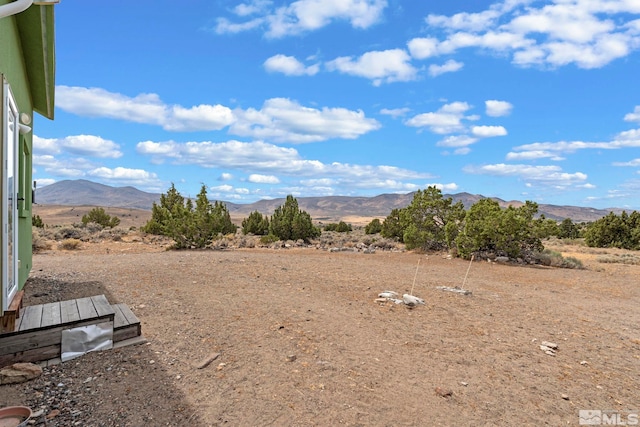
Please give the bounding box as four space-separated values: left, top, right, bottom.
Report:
242 211 269 235
381 208 404 241
364 218 382 234
81 207 120 228
400 187 465 251
259 234 280 245
142 184 237 249
324 221 352 232
584 211 640 250
456 199 543 260
269 195 320 242
32 214 45 228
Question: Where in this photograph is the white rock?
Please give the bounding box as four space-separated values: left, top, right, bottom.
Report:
402 294 425 306
378 291 399 299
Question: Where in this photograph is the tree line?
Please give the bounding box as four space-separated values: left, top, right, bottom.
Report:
65 184 640 255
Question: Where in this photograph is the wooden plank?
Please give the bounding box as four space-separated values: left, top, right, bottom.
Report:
40 302 61 328
60 299 80 323
1 313 16 334
8 290 24 317
1 291 27 334
114 304 140 326
91 295 115 317
76 297 98 320
0 344 61 366
112 304 127 329
0 317 113 356
19 305 43 331
113 326 141 342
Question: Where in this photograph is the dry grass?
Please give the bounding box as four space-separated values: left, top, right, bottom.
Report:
596 253 640 265
58 238 82 250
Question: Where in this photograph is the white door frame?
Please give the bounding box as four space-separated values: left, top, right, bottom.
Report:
2 81 19 312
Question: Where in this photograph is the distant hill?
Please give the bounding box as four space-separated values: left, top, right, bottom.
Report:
35 179 625 223
36 179 160 210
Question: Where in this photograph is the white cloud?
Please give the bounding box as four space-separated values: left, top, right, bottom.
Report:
613 158 640 167
426 8 501 32
485 100 513 117
426 182 459 192
231 98 381 143
219 173 234 181
464 163 588 187
471 125 507 137
407 37 440 59
33 134 122 158
88 167 159 184
405 101 472 134
215 0 388 38
326 49 418 86
437 135 478 148
506 150 565 161
264 54 320 76
248 174 280 184
624 106 640 123
512 128 640 158
428 59 464 77
56 86 380 144
56 86 234 132
418 0 640 69
380 107 411 118
232 0 271 17
209 184 251 199
167 104 235 132
136 139 431 184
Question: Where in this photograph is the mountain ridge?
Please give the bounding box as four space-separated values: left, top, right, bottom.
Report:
35 179 625 223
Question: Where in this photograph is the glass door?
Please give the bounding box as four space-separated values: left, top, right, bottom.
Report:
3 82 19 312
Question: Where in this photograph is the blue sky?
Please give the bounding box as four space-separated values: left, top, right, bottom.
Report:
32 0 640 209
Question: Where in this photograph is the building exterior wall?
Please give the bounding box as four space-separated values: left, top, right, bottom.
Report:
0 8 36 309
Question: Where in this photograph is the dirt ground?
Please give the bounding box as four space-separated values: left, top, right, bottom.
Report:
1 236 639 426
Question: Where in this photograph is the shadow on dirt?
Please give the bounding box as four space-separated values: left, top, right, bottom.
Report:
0 277 208 426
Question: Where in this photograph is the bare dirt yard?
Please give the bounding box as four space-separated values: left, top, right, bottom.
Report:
2 232 640 426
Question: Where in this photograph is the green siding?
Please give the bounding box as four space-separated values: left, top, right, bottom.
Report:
1 3 55 307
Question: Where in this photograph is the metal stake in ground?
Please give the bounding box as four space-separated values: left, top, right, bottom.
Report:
410 258 421 296
461 254 475 289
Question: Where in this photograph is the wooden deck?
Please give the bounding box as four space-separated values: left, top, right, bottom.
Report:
0 295 142 367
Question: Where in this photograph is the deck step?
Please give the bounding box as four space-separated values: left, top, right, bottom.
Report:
0 295 142 367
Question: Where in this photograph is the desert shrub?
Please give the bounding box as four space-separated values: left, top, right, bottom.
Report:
562 256 584 269
142 184 237 249
456 199 543 260
557 218 581 239
32 214 45 228
401 187 466 251
84 222 104 234
381 208 405 241
269 195 320 242
59 238 81 250
533 216 560 239
54 226 85 240
82 207 120 228
534 249 583 269
323 221 352 232
364 218 382 234
584 211 640 250
260 234 279 245
32 229 52 253
242 211 269 235
596 253 640 265
98 228 128 242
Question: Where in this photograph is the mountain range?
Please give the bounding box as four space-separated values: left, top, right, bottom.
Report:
35 179 625 223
